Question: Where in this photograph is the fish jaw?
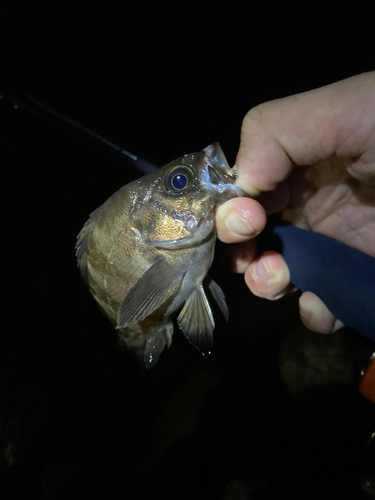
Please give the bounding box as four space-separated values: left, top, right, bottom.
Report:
149 209 215 249
200 166 243 204
200 143 244 202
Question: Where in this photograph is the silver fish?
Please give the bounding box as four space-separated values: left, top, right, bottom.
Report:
76 143 242 368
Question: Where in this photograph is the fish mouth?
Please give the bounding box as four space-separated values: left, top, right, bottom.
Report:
202 143 243 201
149 210 215 250
207 165 243 199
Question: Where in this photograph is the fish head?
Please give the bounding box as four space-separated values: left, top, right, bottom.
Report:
131 143 242 249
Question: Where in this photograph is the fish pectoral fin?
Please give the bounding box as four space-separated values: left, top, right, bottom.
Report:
143 323 174 370
204 276 229 322
177 284 215 356
117 257 183 328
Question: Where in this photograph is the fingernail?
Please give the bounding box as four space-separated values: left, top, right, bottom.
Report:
254 259 272 281
225 211 254 236
274 293 286 301
299 300 310 318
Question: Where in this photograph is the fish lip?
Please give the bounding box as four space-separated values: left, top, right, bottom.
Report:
200 176 243 201
218 182 243 198
206 165 243 197
201 144 244 200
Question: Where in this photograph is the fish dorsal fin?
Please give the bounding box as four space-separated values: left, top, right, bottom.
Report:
205 276 229 322
75 206 102 285
177 284 215 355
117 258 183 328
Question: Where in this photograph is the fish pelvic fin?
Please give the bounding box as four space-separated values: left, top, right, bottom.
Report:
177 284 215 356
118 322 174 370
143 322 174 369
204 276 229 322
117 257 184 329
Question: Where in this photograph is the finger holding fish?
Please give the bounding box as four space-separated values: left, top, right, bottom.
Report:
218 187 347 330
215 192 292 301
215 197 266 243
244 251 291 301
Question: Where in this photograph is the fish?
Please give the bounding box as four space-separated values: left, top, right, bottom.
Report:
76 143 242 368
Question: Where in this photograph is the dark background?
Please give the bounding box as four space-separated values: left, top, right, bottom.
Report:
1 2 375 499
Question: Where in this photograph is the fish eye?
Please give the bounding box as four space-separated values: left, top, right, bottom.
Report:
165 165 195 194
171 173 188 190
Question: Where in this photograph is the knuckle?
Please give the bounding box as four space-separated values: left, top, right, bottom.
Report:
241 103 270 135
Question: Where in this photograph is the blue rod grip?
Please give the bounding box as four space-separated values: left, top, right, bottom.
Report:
265 224 375 342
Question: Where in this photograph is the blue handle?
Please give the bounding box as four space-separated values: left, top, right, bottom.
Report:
265 224 375 342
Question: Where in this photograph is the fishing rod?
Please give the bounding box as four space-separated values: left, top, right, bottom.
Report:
0 89 157 175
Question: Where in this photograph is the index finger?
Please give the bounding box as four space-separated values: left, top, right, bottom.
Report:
235 72 375 196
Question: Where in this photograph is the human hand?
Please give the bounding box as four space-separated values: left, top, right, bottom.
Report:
216 72 375 333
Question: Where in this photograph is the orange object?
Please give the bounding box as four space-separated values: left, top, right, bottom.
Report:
359 353 375 403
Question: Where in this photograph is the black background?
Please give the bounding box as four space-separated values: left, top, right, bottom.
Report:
1 2 375 499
